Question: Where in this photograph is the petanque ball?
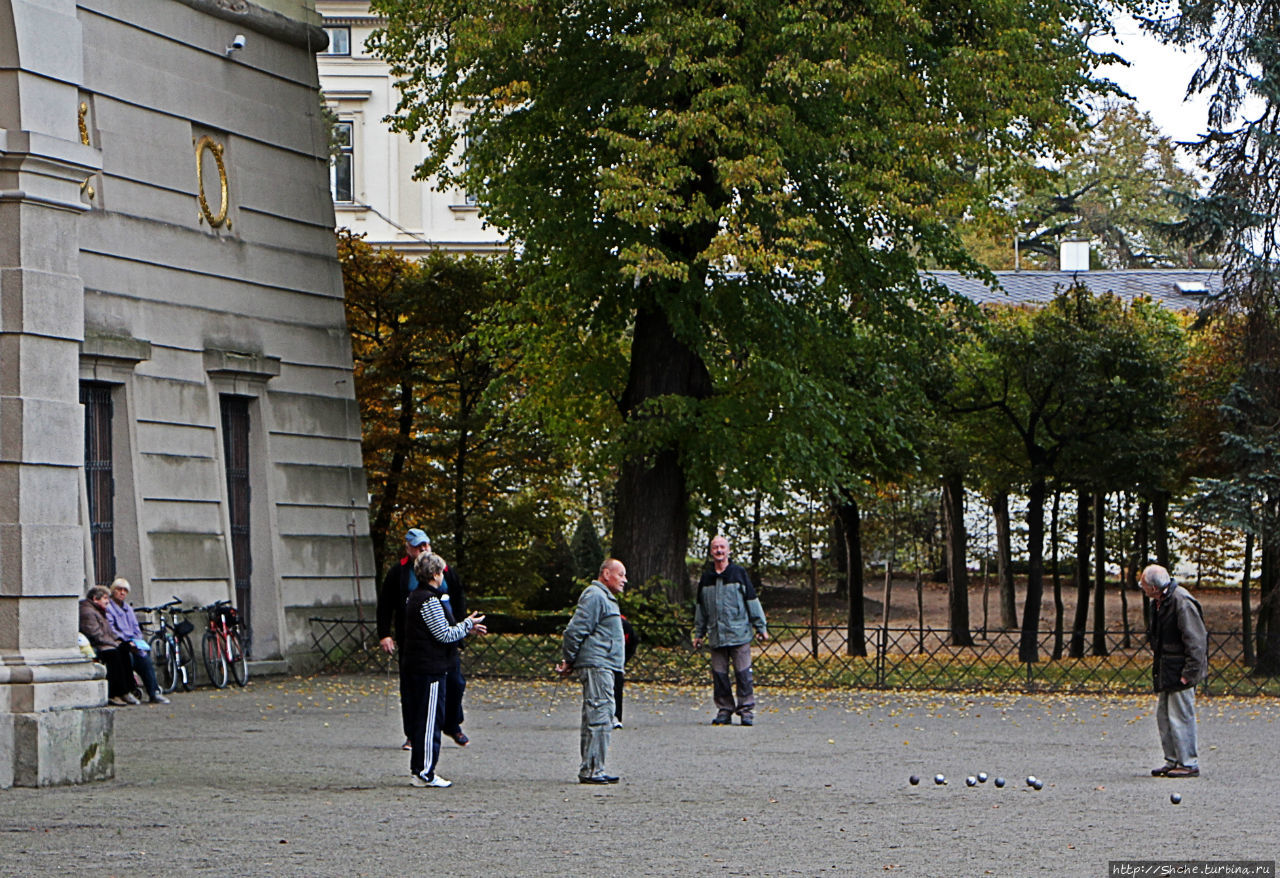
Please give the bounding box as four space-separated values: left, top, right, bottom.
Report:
965 776 977 787
1171 793 1182 805
934 774 946 785
1032 780 1044 791
909 775 920 786
1025 776 1038 787
994 777 1006 788
977 772 988 783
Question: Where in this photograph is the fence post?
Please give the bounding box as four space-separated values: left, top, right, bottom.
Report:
876 626 886 688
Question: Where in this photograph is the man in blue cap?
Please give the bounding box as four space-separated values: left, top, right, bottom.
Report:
377 528 472 748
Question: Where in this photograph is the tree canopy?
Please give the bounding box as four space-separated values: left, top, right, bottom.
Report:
369 0 1137 590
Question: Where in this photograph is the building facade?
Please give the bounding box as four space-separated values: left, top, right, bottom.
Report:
315 1 506 255
1 0 374 786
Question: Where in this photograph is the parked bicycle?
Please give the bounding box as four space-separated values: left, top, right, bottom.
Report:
200 599 248 689
139 596 196 693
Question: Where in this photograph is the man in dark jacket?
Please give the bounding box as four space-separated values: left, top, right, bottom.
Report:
1139 564 1208 779
376 528 472 748
692 536 768 725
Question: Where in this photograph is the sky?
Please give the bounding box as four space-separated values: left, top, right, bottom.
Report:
1092 13 1211 146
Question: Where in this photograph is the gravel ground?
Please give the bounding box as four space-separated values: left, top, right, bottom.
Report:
2 675 1277 877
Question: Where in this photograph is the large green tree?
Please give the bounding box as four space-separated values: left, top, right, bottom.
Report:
370 0 1131 591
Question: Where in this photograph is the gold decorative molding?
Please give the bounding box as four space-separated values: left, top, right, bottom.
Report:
194 135 231 229
78 102 90 145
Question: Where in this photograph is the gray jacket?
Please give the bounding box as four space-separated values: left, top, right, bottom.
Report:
561 581 625 672
694 563 767 648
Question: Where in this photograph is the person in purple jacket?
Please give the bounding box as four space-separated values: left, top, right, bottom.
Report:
106 578 170 705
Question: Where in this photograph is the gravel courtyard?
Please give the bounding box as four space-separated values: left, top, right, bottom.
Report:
2 675 1277 877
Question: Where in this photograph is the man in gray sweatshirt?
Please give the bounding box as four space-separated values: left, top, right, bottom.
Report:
557 558 627 784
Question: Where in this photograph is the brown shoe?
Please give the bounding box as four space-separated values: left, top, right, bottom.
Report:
1151 764 1174 777
1165 765 1200 778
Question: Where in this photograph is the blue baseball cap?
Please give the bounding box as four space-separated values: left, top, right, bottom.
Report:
405 528 430 547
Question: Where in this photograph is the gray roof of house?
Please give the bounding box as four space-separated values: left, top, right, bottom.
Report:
927 269 1222 311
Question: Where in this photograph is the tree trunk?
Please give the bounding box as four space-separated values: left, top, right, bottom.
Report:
1243 530 1255 668
610 305 712 598
833 512 848 601
370 378 417 573
1091 492 1109 657
1119 494 1132 650
1153 492 1170 568
1051 489 1064 660
1069 492 1092 659
1138 499 1151 628
750 493 763 591
1018 476 1047 663
993 492 1018 629
1256 494 1280 675
835 496 866 657
451 410 471 576
943 473 973 647
612 449 691 602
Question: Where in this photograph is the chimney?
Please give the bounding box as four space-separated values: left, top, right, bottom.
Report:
1060 240 1090 272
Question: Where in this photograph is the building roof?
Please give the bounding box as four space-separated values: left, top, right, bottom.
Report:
927 269 1222 311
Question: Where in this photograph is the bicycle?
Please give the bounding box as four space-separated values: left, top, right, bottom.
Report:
139 596 196 693
200 600 248 689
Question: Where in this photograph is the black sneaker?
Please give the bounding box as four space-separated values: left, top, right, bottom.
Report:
712 712 732 725
740 715 754 726
579 774 619 784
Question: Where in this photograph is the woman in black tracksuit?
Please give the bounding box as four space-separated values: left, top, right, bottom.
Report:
402 552 486 788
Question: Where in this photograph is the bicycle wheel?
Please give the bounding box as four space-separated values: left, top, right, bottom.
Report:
150 633 177 693
202 629 228 689
228 631 248 687
176 634 195 691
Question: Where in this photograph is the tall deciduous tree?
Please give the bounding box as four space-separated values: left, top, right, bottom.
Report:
370 0 1131 591
341 231 568 598
1145 0 1280 673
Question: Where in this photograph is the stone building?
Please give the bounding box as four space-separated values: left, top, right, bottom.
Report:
1 0 374 786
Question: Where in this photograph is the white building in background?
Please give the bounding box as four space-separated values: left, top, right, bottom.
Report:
315 1 506 255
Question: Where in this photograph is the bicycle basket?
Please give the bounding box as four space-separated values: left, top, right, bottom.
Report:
174 619 194 638
217 606 239 627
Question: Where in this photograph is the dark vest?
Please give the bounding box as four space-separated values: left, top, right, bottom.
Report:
402 585 458 675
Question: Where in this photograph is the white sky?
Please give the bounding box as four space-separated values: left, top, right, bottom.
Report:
1092 13 1211 145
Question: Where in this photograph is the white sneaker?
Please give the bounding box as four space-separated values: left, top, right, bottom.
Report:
612 719 623 729
411 771 452 788
122 693 141 705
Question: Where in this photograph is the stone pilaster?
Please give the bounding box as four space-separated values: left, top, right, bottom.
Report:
0 0 112 788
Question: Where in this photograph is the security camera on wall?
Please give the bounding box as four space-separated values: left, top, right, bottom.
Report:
226 34 246 55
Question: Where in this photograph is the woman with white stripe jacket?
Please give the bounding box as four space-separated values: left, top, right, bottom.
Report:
402 552 487 788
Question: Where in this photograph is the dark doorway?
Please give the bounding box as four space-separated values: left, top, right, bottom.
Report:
81 382 116 586
220 395 252 649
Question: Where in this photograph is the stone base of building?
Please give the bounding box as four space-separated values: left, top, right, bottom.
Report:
0 656 115 788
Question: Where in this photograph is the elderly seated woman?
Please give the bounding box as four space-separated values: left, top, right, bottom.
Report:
105 578 170 704
78 586 139 706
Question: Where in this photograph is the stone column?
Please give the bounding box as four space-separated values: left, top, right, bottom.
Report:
0 0 113 787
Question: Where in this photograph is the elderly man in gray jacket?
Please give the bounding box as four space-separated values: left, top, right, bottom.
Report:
556 558 627 784
1139 564 1208 779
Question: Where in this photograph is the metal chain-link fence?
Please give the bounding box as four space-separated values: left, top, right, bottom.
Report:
308 618 1280 696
